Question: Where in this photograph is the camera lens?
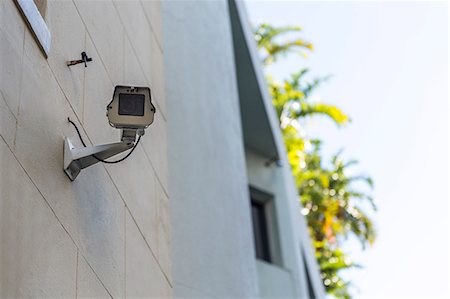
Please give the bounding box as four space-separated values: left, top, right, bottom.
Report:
118 93 145 116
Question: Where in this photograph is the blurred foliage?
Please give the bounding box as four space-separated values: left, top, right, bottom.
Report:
254 24 376 299
254 23 314 65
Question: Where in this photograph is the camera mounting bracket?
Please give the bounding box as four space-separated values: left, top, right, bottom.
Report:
121 128 144 143
63 137 133 181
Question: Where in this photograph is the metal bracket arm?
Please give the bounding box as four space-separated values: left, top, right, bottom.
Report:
63 138 133 181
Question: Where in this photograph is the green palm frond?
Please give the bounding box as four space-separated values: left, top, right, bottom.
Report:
254 23 313 65
255 22 376 299
294 102 350 126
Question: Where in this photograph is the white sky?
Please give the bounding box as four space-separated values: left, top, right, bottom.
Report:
244 1 449 298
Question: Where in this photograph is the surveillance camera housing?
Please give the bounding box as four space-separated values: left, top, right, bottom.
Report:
64 85 156 181
107 85 156 130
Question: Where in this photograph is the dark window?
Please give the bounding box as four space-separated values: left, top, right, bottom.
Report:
251 200 271 262
249 187 282 265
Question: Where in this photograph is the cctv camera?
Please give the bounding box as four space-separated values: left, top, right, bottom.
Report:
107 85 156 131
64 85 156 181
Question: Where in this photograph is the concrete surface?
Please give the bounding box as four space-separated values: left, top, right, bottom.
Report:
163 0 259 298
0 0 170 297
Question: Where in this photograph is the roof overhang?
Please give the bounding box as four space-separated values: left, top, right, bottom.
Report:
229 0 283 160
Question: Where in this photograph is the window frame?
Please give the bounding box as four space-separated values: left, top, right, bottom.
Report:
251 200 272 262
249 186 282 265
14 0 51 58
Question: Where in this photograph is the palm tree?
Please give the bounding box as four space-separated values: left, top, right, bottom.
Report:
254 24 376 299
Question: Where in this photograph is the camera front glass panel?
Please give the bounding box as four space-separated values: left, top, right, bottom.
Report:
118 93 145 116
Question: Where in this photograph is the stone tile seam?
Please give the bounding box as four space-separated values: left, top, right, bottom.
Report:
104 168 173 288
0 25 25 118
137 0 164 53
70 0 122 95
10 2 87 131
78 250 114 299
0 89 18 123
110 0 167 122
0 24 25 150
139 143 169 199
75 250 78 298
126 205 173 288
39 36 86 129
70 0 167 122
121 29 167 122
0 134 114 299
5 1 89 129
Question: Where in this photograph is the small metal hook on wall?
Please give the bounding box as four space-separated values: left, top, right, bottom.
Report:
67 52 92 67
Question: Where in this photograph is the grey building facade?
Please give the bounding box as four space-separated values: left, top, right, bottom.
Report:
164 1 325 298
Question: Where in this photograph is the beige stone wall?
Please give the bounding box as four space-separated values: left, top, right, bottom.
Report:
0 0 170 297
